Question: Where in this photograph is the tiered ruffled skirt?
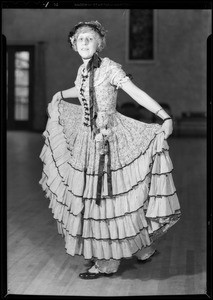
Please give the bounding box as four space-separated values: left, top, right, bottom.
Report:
39 100 181 260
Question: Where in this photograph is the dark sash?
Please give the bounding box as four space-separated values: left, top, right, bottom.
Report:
87 54 113 205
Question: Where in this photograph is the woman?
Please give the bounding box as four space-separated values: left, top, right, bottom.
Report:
39 20 181 279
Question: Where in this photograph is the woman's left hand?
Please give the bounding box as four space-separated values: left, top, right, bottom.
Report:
156 119 173 139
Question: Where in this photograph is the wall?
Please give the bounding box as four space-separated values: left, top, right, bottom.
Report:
2 8 211 129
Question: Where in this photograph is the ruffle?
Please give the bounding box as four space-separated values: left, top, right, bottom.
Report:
40 128 173 199
58 222 151 260
39 99 181 260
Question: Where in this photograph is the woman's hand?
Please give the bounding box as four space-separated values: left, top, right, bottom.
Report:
156 119 173 139
51 91 61 105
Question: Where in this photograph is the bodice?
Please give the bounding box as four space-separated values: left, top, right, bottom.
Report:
74 57 130 127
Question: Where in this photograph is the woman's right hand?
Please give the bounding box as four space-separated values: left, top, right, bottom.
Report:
51 91 61 105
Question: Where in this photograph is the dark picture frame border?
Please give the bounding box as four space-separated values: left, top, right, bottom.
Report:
1 1 212 300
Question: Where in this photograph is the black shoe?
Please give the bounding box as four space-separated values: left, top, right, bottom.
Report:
79 271 114 280
137 249 159 264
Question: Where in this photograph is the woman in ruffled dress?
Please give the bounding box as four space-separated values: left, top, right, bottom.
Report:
39 20 181 279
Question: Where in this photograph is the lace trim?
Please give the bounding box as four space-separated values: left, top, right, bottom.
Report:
149 191 177 198
63 243 153 261
66 161 172 176
59 215 180 260
56 212 180 242
42 126 175 200
42 183 149 219
41 176 179 222
42 161 176 200
57 219 149 241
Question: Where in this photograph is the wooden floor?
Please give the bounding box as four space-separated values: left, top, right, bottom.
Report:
7 131 206 296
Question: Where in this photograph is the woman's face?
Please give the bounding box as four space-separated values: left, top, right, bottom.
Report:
76 29 99 59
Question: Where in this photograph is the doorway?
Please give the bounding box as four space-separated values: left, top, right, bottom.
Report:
7 46 34 130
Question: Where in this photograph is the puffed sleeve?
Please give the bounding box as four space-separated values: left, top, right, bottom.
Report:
109 61 131 89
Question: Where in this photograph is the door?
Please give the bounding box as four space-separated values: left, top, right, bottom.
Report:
7 46 34 130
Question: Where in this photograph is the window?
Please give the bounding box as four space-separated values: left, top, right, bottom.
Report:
7 46 34 130
126 9 157 63
14 51 30 121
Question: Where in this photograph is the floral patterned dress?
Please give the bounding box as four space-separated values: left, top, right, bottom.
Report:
39 57 181 261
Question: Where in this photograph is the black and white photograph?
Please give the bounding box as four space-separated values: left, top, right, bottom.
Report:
1 2 212 297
